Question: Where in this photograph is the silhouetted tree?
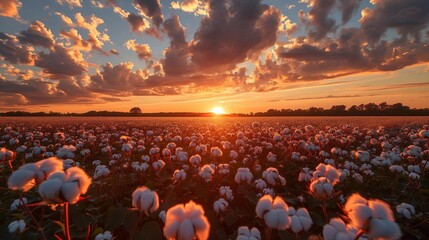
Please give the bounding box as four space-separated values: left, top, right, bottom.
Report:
130 107 142 114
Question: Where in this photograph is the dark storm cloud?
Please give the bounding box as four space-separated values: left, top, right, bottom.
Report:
0 33 35 65
18 21 56 49
338 0 362 24
190 0 281 70
89 62 146 95
360 0 429 44
127 13 147 32
275 0 429 83
307 0 337 41
161 16 193 75
133 0 163 28
0 76 119 106
35 45 87 78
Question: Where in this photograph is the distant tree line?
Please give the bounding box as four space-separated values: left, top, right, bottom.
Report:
0 102 428 116
251 102 429 116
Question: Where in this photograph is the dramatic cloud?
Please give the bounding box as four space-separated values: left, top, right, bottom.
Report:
306 0 337 41
74 13 110 52
338 0 362 24
191 0 282 70
359 0 429 43
133 0 164 28
162 16 192 75
89 62 147 95
0 33 35 65
35 45 87 78
60 28 92 51
1 0 429 108
126 13 148 32
124 39 152 60
171 0 207 16
18 21 56 49
56 0 82 8
0 0 22 18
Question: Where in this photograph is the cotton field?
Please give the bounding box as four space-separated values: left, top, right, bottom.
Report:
0 116 428 239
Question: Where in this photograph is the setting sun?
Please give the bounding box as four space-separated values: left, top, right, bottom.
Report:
211 107 225 115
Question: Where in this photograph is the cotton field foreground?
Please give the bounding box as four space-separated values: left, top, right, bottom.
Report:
1 116 429 240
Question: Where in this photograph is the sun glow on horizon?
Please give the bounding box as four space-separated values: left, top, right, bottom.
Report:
211 106 226 115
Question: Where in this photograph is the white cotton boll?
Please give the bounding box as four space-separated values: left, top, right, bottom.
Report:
266 152 277 162
10 198 28 210
189 154 201 165
61 181 82 204
66 167 91 195
352 173 364 183
310 177 334 199
38 176 65 203
0 147 15 162
254 179 267 190
264 208 290 230
153 160 166 171
163 201 210 240
213 198 229 213
173 169 187 181
230 150 239 160
369 199 394 221
95 231 112 240
255 195 273 218
367 218 402 240
262 167 286 186
407 165 421 174
36 157 64 181
8 220 25 233
178 219 195 240
290 152 300 161
289 208 313 233
323 218 354 240
159 210 166 222
218 164 230 175
255 195 290 230
298 168 313 182
409 172 420 180
235 168 253 184
132 186 159 213
396 203 415 219
94 165 110 179
199 164 215 182
162 148 172 157
8 169 36 192
263 188 275 198
389 165 404 173
219 186 234 201
211 147 223 157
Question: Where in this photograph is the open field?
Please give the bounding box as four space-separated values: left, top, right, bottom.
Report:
1 117 429 239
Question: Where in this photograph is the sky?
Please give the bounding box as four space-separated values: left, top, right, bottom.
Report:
0 0 428 113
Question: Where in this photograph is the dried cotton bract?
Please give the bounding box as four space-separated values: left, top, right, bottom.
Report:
163 200 210 240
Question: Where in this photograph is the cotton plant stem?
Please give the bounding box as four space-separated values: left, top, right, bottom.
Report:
64 203 71 240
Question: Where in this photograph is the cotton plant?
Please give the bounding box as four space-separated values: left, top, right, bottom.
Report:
163 200 210 240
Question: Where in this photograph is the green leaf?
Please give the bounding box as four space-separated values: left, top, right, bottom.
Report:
105 205 126 230
245 191 258 205
224 208 239 227
135 221 163 240
91 227 104 237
